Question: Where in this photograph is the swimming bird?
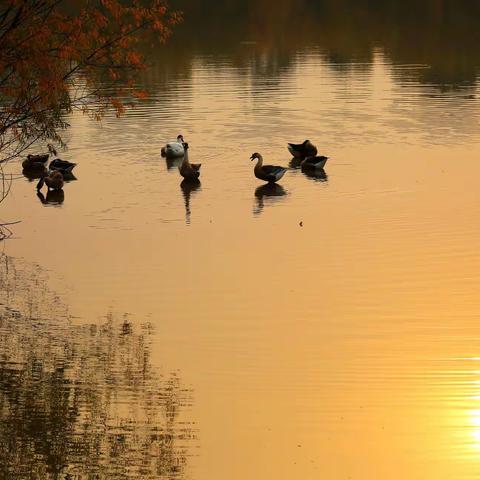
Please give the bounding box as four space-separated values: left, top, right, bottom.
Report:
179 144 201 180
23 143 59 168
250 152 288 183
287 140 318 159
161 135 187 158
22 153 49 169
49 158 77 173
36 171 64 191
301 155 328 170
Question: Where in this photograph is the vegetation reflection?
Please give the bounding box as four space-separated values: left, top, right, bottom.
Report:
168 0 480 89
0 254 195 480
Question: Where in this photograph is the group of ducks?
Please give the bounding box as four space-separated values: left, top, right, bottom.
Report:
24 136 326 198
161 135 328 184
161 135 201 180
22 144 77 193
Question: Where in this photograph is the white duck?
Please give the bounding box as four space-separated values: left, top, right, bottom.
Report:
161 134 187 158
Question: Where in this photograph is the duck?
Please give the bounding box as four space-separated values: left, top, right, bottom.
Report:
22 153 49 169
179 144 201 180
161 135 188 158
287 140 318 159
49 158 77 173
36 171 64 191
301 155 328 170
250 152 288 183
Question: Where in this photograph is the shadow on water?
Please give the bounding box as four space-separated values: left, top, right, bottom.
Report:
180 179 201 225
0 254 196 480
253 183 287 216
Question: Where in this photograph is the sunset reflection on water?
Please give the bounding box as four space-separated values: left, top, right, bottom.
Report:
3 2 480 478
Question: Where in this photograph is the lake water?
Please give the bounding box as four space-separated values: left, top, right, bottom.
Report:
2 2 480 478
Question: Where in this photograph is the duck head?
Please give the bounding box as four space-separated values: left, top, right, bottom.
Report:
177 134 185 142
47 144 57 156
250 152 261 161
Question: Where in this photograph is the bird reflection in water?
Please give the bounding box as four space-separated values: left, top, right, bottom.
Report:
180 179 201 224
288 157 304 169
165 156 184 170
37 189 65 205
301 166 328 182
253 183 287 216
22 166 47 181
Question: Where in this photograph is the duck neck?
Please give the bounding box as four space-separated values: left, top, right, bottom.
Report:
255 154 263 169
182 149 190 166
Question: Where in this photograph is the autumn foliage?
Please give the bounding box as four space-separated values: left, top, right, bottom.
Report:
0 0 181 163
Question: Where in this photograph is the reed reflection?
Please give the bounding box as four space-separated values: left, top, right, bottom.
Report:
164 0 480 91
253 183 287 216
0 255 195 480
180 179 201 225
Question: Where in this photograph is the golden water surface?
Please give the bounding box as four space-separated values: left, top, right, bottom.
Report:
2 2 480 478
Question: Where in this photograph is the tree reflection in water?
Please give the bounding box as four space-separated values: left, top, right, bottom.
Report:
0 254 195 480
